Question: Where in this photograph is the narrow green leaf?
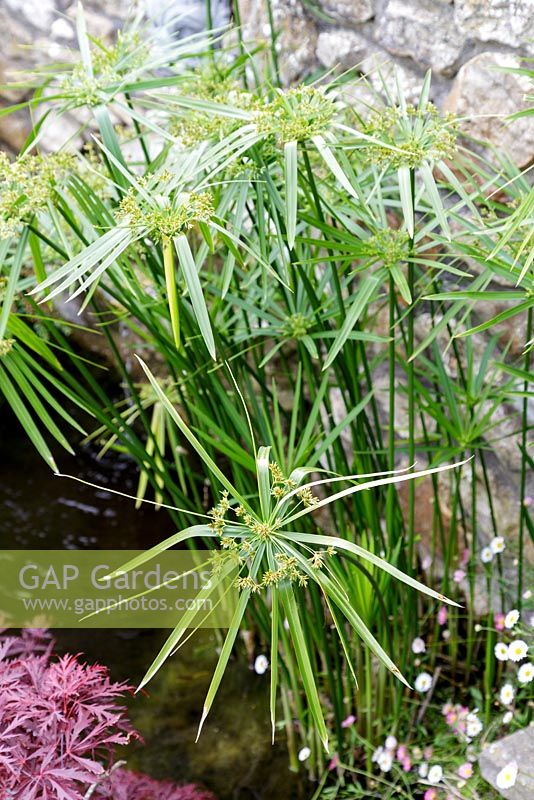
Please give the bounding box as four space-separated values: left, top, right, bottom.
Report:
313 134 357 198
284 141 298 249
256 445 272 521
0 229 28 339
283 530 461 608
398 166 414 237
197 546 265 739
420 161 450 240
163 238 180 349
174 235 216 359
323 275 380 370
0 364 57 470
136 357 251 511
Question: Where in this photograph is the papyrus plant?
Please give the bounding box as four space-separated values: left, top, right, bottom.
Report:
98 358 466 750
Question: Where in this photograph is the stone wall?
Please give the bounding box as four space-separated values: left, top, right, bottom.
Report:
1 1 533 164
237 0 534 165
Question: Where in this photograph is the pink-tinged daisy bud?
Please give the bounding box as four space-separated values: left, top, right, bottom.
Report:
494 612 505 631
437 606 448 625
458 763 473 779
397 745 408 761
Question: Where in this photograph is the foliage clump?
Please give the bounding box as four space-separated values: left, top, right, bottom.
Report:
0 152 74 239
0 629 216 800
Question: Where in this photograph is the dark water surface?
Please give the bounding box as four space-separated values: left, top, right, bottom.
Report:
0 415 309 800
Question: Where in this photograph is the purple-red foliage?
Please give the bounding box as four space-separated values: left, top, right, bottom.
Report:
0 629 137 800
0 631 217 800
97 768 217 800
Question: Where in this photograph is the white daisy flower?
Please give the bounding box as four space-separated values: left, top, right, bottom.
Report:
504 609 519 629
377 750 393 773
427 765 443 784
503 710 513 724
494 642 509 661
480 547 493 564
499 683 514 706
384 735 397 751
495 760 518 790
508 639 528 662
372 746 384 763
466 712 483 738
517 662 534 684
414 671 433 693
298 746 311 762
418 762 428 778
490 536 505 554
493 642 510 661
254 654 269 675
411 637 426 654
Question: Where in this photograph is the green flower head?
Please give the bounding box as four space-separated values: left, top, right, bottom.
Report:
255 85 337 144
119 189 214 242
0 152 74 240
363 103 458 169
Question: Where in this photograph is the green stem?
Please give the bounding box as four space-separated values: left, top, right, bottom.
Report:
265 0 281 85
386 274 396 541
163 237 180 350
518 305 533 608
407 167 416 570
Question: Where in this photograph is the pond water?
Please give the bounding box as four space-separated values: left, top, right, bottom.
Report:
0 413 309 799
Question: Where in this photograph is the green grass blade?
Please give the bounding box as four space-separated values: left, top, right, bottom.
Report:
323 274 380 370
398 166 414 237
284 141 298 249
279 581 329 751
174 235 216 360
